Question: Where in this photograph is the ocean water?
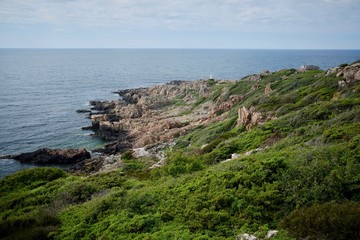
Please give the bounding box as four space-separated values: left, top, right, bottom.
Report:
1 49 360 179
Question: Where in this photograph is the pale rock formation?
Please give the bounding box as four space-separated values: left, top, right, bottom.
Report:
326 62 360 87
87 80 228 154
265 83 272 95
236 233 257 240
266 230 279 239
237 106 266 129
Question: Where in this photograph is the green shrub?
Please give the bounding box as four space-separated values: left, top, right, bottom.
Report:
123 160 146 172
0 168 67 194
323 123 360 143
56 181 99 205
279 202 360 240
207 78 216 86
164 153 206 177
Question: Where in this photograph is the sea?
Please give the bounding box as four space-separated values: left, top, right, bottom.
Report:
1 49 360 179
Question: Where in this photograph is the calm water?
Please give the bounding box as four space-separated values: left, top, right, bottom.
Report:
1 49 360 179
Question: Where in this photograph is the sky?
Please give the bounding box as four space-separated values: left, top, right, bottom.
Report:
0 0 359 49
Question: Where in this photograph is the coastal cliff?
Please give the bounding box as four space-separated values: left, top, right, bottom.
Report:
1 61 360 240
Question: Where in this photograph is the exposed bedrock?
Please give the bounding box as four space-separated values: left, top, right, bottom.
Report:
82 78 274 154
84 80 234 153
1 148 91 164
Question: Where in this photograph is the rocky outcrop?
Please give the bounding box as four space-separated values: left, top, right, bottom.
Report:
266 230 278 239
209 95 244 117
264 83 272 95
1 148 91 164
237 106 267 129
326 62 360 87
84 80 228 154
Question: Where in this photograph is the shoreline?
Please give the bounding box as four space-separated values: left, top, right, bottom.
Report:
2 61 360 177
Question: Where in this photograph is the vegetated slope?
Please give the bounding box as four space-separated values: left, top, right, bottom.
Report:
1 62 360 240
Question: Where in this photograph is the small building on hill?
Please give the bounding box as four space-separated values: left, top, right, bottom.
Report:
300 65 320 71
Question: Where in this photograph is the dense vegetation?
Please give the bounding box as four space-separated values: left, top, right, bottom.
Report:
1 63 360 239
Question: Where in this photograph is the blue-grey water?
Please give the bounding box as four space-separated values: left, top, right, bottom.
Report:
1 49 360 179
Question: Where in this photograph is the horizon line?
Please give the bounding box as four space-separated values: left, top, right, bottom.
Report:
1 47 360 51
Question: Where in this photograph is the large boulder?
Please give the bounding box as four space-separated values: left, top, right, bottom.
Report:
7 148 91 164
237 106 265 129
326 62 360 87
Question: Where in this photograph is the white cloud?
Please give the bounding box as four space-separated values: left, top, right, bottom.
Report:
0 0 359 33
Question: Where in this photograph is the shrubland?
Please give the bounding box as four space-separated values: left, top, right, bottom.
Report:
1 62 360 239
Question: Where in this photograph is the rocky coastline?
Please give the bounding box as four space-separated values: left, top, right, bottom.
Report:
71 62 360 174
5 62 360 175
2 61 360 240
73 77 274 173
83 80 220 153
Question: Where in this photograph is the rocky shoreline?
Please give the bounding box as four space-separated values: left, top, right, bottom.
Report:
0 148 91 164
83 80 217 154
72 77 272 173
5 62 359 176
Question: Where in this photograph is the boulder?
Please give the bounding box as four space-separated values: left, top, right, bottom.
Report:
237 106 266 129
326 62 360 87
7 148 91 164
76 109 91 113
266 230 279 239
265 83 272 95
236 233 257 240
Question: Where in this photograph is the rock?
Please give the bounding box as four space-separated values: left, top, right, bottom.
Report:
7 148 91 164
82 126 95 130
261 70 271 76
236 233 257 240
265 83 272 95
76 109 91 113
326 62 360 87
266 230 279 239
343 63 360 81
148 158 166 169
251 83 260 90
338 80 347 88
248 74 261 81
83 80 218 154
237 106 266 129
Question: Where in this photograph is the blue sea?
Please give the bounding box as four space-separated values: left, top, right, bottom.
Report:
1 49 360 179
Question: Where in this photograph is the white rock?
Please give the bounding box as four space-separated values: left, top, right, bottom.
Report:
132 147 150 158
266 230 279 239
236 233 257 240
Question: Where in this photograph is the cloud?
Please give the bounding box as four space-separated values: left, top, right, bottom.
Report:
0 0 360 46
0 0 359 34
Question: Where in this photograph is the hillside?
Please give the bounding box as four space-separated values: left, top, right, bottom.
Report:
1 61 360 240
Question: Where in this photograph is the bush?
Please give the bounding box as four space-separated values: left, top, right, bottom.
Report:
56 181 99 205
0 168 67 194
279 202 360 240
165 153 206 177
